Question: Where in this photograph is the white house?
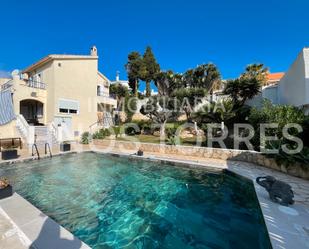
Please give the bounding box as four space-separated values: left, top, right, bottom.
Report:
246 48 309 114
278 47 309 114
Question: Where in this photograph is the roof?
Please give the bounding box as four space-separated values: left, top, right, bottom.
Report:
98 71 110 82
267 72 284 82
22 54 98 73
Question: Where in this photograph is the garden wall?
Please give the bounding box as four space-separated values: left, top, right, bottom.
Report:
93 139 309 180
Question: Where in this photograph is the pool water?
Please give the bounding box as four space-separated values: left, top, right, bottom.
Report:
0 153 271 249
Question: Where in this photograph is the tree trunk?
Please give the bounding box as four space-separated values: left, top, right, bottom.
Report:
146 80 151 97
160 120 167 137
135 79 138 97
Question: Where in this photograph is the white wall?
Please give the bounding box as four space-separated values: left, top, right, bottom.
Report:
304 49 309 107
262 85 278 104
278 48 309 107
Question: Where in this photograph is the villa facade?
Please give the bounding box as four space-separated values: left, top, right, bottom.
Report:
0 46 117 144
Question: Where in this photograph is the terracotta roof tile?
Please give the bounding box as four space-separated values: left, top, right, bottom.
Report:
267 72 284 81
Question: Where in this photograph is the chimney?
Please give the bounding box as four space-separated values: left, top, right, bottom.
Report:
90 46 97 56
116 71 120 81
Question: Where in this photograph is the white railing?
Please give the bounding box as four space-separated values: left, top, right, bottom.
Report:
16 114 35 145
49 122 63 142
25 79 47 90
1 80 13 91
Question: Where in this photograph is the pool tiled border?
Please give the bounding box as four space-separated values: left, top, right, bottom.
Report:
0 150 309 249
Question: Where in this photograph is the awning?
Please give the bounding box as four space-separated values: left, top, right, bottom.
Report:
0 89 16 125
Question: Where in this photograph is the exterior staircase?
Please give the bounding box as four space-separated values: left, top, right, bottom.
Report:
16 114 58 147
33 126 58 146
102 112 114 127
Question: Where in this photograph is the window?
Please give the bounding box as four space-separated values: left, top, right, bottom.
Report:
69 109 77 114
59 108 69 113
58 99 79 114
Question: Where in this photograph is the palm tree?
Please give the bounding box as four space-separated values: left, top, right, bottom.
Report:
193 99 236 125
224 63 267 107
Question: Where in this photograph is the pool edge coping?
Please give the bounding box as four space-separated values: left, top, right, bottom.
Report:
0 150 308 249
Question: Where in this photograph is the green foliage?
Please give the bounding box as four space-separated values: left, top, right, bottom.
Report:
224 63 267 107
125 126 139 136
166 127 177 138
224 77 261 107
121 96 137 122
81 132 91 144
112 126 122 138
193 99 236 126
141 46 160 97
249 101 307 136
266 140 309 168
110 83 129 99
165 127 178 145
132 120 152 134
125 52 145 97
190 64 221 89
248 101 308 151
241 63 268 86
155 70 182 96
166 136 177 145
171 87 207 120
92 128 111 140
140 96 182 136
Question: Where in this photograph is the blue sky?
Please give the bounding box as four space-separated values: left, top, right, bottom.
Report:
0 0 308 91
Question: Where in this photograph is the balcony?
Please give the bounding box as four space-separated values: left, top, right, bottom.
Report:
24 79 47 90
97 91 117 106
1 80 13 91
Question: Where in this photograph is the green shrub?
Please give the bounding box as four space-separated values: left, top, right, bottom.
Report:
92 128 111 140
112 126 122 138
81 132 91 144
248 100 308 150
124 96 137 122
134 120 152 134
166 127 177 139
265 141 309 169
125 126 138 136
166 136 177 145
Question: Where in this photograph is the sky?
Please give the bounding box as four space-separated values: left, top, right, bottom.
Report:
0 0 308 91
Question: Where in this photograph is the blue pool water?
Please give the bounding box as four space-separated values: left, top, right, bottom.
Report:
0 153 271 249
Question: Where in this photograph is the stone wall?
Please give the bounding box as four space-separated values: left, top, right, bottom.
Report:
93 139 309 180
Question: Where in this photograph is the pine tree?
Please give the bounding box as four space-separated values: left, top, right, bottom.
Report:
125 52 144 97
141 46 160 97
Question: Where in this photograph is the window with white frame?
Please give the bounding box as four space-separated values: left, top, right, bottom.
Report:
58 99 79 114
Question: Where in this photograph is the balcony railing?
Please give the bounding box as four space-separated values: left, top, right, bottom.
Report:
97 91 116 99
1 80 13 91
25 79 47 90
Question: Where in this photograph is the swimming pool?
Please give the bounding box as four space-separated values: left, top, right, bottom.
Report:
0 152 271 249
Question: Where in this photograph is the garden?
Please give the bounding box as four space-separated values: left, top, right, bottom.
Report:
82 47 309 171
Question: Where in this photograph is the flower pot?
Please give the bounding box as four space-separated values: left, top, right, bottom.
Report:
1 149 18 160
0 185 13 199
60 143 71 152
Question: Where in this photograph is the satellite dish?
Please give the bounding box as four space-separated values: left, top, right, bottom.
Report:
11 69 20 77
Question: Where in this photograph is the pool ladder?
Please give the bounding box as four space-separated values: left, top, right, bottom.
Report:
45 142 52 158
32 144 40 160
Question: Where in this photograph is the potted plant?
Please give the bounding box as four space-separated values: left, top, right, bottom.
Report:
0 178 13 199
1 145 19 160
60 141 71 152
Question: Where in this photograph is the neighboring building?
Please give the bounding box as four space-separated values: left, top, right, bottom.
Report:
265 72 284 86
0 46 117 144
278 48 309 114
245 48 309 113
110 71 130 89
